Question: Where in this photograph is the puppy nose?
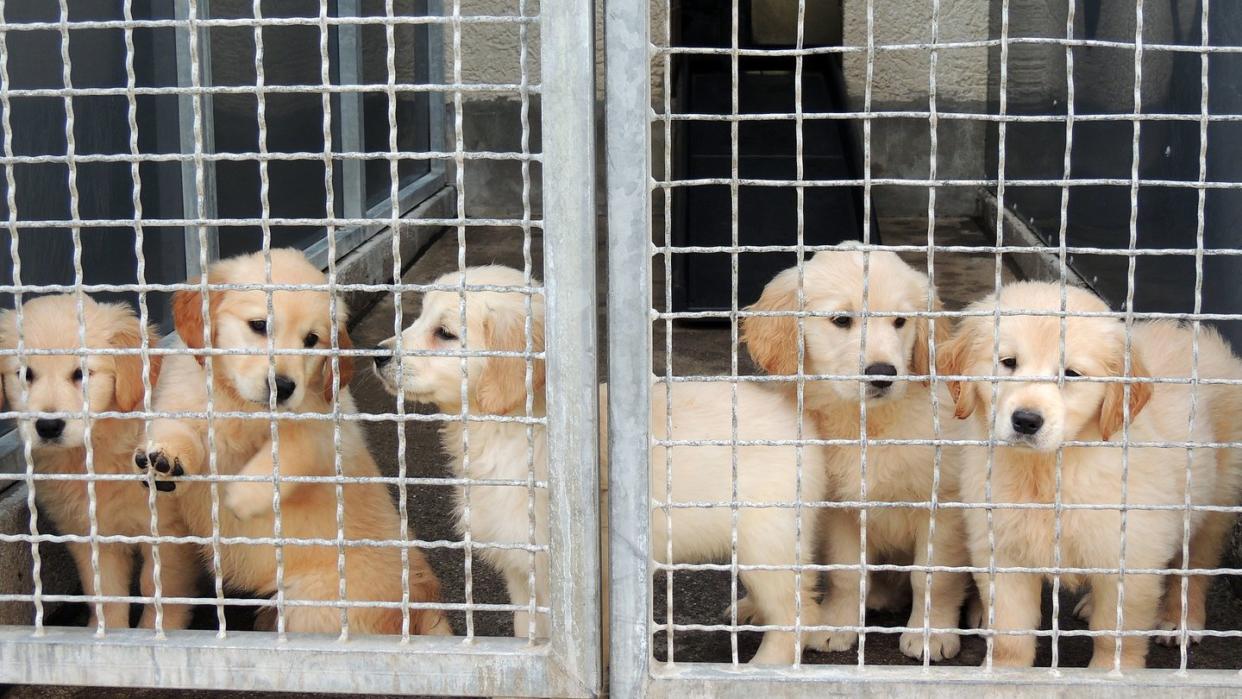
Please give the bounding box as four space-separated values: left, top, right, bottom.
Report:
373 348 392 369
274 376 296 403
1011 409 1044 436
35 419 65 440
864 363 897 389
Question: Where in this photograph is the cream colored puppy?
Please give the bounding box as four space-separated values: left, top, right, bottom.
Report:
375 265 551 642
743 246 970 662
374 265 829 664
938 281 1242 668
137 249 449 636
0 295 196 629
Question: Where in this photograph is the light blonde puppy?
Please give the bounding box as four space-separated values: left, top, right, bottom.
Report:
744 245 970 662
375 265 552 642
938 281 1242 668
374 265 829 664
0 295 196 629
138 249 449 636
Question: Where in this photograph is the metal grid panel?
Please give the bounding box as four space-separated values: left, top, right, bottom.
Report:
0 0 598 695
607 0 1242 693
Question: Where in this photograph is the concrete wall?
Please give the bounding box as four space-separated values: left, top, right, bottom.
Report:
452 0 992 218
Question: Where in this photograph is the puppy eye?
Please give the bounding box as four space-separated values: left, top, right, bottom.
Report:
303 333 319 348
248 319 268 336
1064 368 1081 379
435 326 458 342
20 367 35 382
893 317 906 329
72 368 83 382
831 316 852 329
1000 357 1018 370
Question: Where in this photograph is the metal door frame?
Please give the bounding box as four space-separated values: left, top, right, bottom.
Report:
603 0 1242 694
0 0 599 694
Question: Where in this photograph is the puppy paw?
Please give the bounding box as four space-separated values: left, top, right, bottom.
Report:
224 481 274 519
1073 592 1093 621
133 448 185 493
900 631 961 662
808 629 858 653
1154 618 1205 647
809 599 861 653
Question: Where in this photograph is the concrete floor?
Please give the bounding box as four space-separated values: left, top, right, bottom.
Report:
6 217 1242 698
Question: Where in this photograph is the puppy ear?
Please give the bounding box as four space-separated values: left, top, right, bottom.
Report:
936 318 979 420
742 266 801 376
1099 350 1153 441
102 303 163 413
172 276 207 355
321 322 356 403
475 300 546 415
911 290 949 386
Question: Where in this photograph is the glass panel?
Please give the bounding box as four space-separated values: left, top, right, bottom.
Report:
209 0 335 258
359 0 433 210
0 0 187 330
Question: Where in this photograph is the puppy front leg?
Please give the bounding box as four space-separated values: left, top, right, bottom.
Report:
1157 510 1232 646
900 514 968 661
810 508 865 653
68 541 135 630
137 510 198 631
225 421 330 520
1087 573 1162 669
976 571 1041 667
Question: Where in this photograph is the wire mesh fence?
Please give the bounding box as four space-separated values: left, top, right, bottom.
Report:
608 0 1242 695
2 0 1242 695
0 0 598 696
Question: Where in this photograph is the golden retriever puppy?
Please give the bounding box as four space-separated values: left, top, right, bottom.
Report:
136 249 449 636
938 281 1242 668
0 295 196 630
743 245 970 662
374 264 829 664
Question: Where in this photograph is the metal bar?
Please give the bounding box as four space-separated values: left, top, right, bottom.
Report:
336 0 367 224
643 664 1242 696
0 628 572 697
426 0 448 184
604 0 652 691
540 0 600 691
175 0 218 275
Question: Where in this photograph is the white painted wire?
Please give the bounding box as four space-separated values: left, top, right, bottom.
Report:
251 0 289 640
185 0 228 637
660 0 675 665
125 0 166 638
0 0 45 635
1111 0 1145 671
1050 0 1076 669
983 0 1012 670
449 0 475 641
383 0 413 642
517 0 538 645
728 0 741 666
318 0 350 640
856 0 875 667
920 0 942 667
1180 0 1212 671
55 0 108 636
791 0 807 668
